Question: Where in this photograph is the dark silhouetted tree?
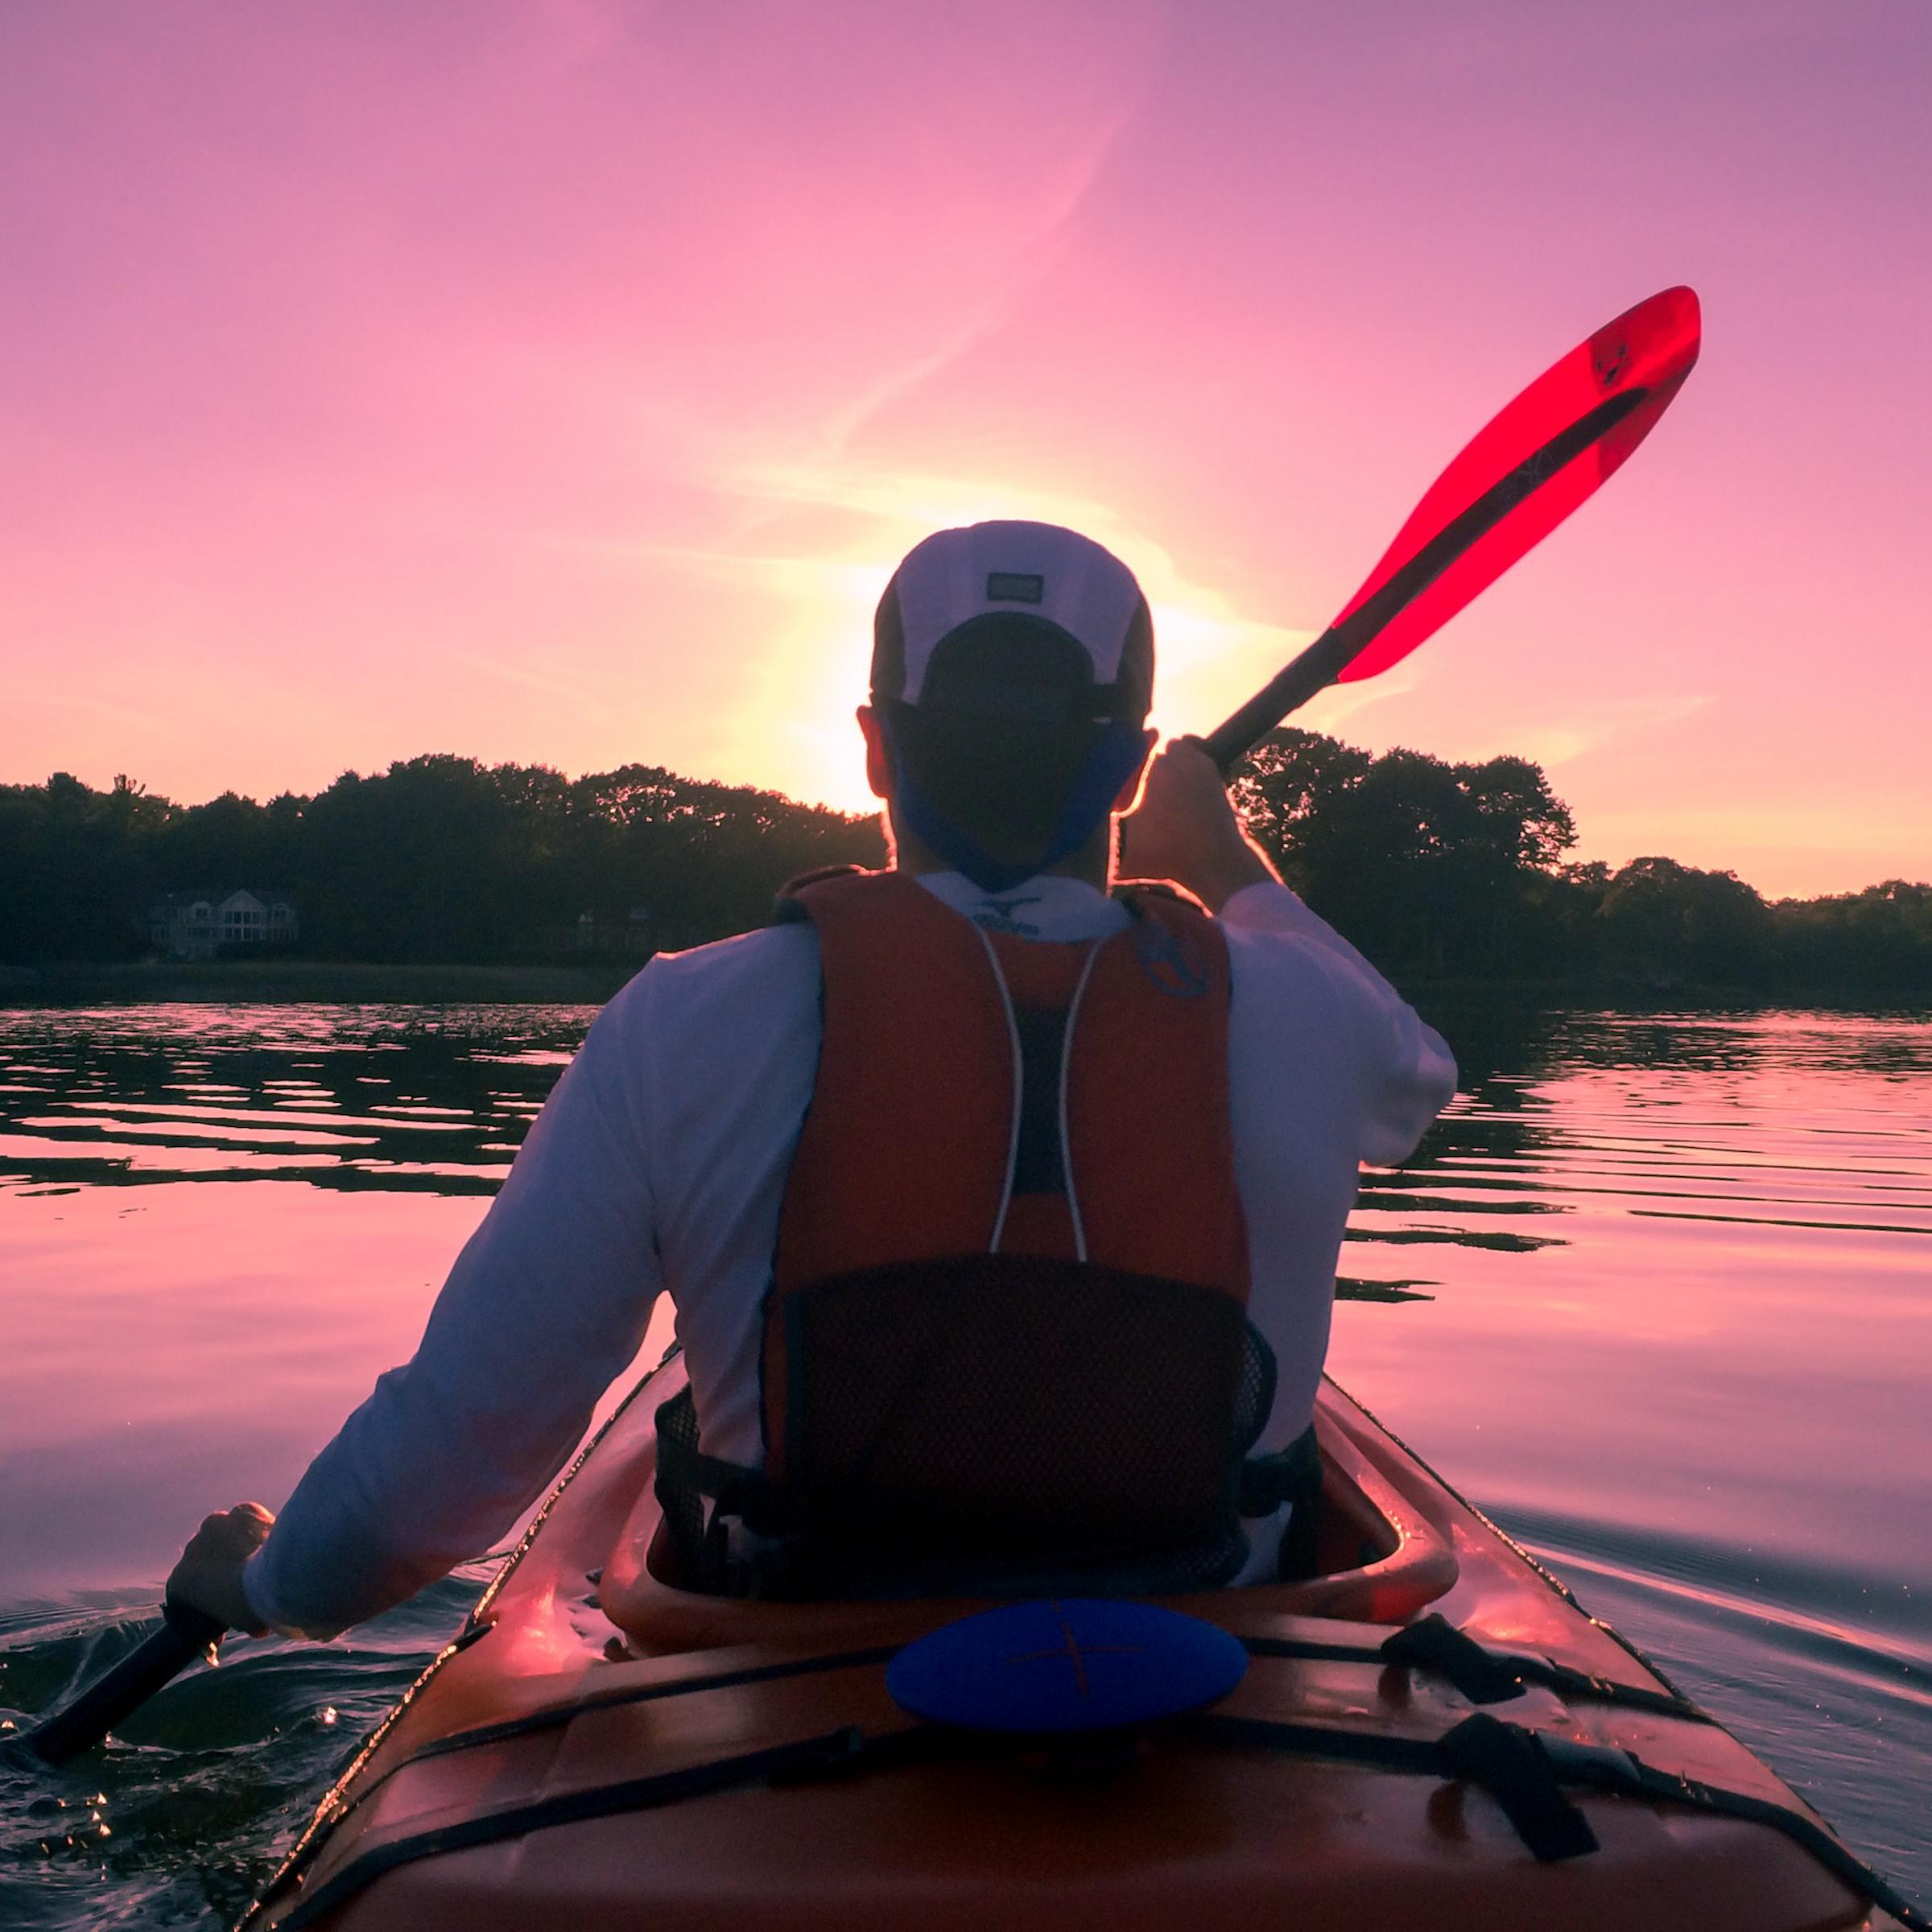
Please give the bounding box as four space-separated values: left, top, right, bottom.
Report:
1231 729 1575 974
0 743 1920 993
1596 857 1774 986
1773 880 1932 991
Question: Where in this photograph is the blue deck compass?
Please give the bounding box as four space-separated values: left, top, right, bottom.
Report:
886 1598 1248 1735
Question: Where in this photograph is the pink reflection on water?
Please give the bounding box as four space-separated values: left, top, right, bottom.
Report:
61 1101 466 1133
1331 1014 1932 1630
0 1133 348 1175
343 1160 513 1182
16 1117 376 1149
0 1180 490 1599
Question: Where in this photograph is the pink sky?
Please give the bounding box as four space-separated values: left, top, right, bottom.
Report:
3 1 1927 898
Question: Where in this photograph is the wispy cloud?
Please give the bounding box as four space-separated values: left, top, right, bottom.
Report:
1502 693 1716 769
448 650 618 715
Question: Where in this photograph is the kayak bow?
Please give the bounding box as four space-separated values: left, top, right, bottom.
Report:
243 1349 1922 1932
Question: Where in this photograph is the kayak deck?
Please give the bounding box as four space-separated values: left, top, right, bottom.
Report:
244 1354 1907 1932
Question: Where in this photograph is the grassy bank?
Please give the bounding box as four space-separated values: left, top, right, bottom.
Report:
0 959 638 1005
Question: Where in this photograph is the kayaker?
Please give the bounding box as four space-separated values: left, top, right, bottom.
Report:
168 521 1457 1634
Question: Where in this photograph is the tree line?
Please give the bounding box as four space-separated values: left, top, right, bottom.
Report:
0 758 884 965
1230 729 1928 992
0 737 1926 992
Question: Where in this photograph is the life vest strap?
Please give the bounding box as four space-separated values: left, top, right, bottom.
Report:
1236 1426 1324 1518
650 1385 1322 1603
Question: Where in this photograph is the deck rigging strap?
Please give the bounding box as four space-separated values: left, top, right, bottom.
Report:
261 1611 1716 1906
1244 1614 1714 1722
259 1703 1930 1932
1373 1612 1715 1720
1538 1732 1932 1932
1199 1711 1931 1930
361 1642 902 1774
268 1725 941 1932
245 1641 904 1918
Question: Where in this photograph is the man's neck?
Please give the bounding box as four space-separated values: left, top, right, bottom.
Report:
886 819 1114 892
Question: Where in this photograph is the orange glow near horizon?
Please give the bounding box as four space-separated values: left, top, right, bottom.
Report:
3 4 1929 899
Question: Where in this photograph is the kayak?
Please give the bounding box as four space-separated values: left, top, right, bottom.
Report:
242 1349 1914 1932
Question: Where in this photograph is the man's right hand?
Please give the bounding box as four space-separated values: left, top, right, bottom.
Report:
1121 737 1280 912
166 1502 275 1635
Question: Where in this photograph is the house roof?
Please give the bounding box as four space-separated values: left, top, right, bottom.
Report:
148 886 297 910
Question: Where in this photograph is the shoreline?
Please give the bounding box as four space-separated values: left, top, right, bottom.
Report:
0 957 1925 1012
0 959 639 1005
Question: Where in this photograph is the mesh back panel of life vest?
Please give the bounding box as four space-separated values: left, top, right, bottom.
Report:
748 869 1268 1594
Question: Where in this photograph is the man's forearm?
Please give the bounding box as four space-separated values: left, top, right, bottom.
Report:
237 999 667 1637
1120 739 1283 911
1173 830 1278 914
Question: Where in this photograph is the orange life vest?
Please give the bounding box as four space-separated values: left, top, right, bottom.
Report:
654 868 1307 1599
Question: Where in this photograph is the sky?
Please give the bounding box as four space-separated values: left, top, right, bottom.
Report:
2 0 1927 898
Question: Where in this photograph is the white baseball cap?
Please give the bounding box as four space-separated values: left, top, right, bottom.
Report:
871 521 1154 724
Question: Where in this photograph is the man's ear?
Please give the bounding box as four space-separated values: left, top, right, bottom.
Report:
1112 726 1160 813
857 705 894 801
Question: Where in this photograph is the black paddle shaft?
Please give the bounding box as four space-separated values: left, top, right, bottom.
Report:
27 1598 227 1767
1197 385 1651 774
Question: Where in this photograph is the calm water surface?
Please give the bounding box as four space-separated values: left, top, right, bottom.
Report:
0 999 1927 1926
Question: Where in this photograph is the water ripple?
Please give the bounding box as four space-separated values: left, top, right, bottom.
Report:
1 996 1928 1921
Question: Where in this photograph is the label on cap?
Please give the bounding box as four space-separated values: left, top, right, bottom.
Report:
985 572 1045 604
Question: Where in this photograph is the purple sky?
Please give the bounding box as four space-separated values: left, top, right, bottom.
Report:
4 1 1928 894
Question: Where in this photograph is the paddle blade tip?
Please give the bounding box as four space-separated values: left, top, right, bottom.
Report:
1599 285 1703 392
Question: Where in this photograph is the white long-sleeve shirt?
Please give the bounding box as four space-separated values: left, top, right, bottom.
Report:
245 873 1456 1637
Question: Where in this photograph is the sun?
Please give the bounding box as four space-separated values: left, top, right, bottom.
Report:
716 555 894 815
699 480 1323 812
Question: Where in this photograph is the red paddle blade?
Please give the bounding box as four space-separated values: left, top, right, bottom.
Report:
1334 285 1701 683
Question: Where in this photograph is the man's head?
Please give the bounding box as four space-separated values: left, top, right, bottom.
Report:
859 521 1156 890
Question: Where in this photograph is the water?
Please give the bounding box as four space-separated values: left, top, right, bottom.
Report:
0 998 1927 1926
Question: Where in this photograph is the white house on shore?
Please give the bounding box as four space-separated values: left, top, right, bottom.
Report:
147 889 299 960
